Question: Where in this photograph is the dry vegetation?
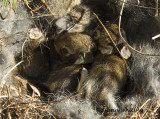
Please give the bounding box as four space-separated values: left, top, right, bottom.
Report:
0 86 160 118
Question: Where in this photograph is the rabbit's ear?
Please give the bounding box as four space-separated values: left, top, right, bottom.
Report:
56 16 71 30
120 46 131 59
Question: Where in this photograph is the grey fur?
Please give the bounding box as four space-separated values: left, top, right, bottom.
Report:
51 94 101 119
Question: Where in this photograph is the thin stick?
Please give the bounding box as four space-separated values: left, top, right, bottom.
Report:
155 0 159 17
41 0 54 16
152 34 160 40
151 99 160 115
0 61 23 88
130 99 151 118
21 38 29 61
0 95 8 98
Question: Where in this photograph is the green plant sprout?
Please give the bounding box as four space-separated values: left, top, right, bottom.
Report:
2 0 28 11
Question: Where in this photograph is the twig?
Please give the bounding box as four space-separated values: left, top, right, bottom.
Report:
21 37 29 61
130 99 151 118
155 0 159 16
151 99 160 115
25 2 44 16
6 86 11 100
0 95 8 98
31 5 44 12
152 34 160 40
41 0 54 16
0 61 23 89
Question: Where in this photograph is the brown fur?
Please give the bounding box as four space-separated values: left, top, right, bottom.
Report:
54 33 96 64
77 24 131 110
43 33 96 94
43 64 82 94
94 24 127 55
78 53 127 110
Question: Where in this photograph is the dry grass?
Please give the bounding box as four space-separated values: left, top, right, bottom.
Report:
0 84 66 119
0 83 160 119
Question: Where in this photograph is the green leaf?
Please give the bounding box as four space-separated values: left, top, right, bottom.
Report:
4 0 9 7
13 0 17 11
2 0 28 11
10 0 13 8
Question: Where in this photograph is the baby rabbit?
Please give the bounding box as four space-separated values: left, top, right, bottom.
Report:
54 33 96 64
43 33 96 94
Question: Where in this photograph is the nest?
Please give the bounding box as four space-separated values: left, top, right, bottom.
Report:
1 0 160 118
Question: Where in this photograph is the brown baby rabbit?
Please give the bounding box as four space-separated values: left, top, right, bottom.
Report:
54 33 96 64
43 33 96 94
